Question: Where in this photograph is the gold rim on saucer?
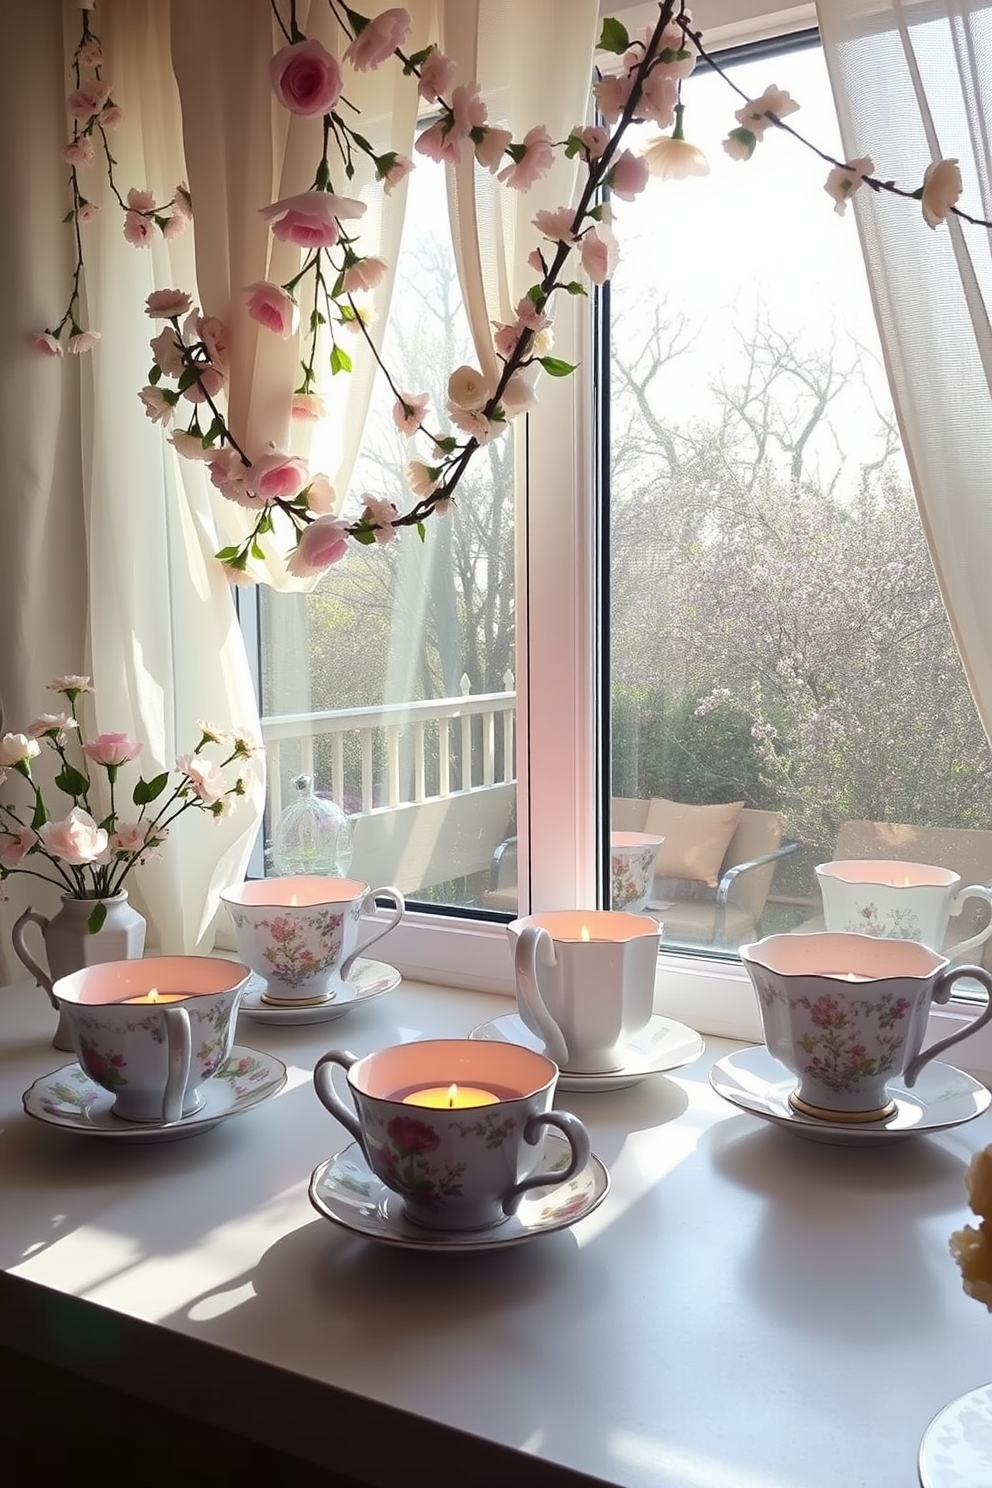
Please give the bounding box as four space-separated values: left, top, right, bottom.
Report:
787 1091 896 1123
260 989 338 1008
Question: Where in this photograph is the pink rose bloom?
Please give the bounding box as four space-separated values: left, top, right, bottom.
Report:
418 47 456 103
39 807 109 865
139 386 173 425
415 117 464 166
922 158 963 228
67 331 101 353
609 149 650 200
381 154 415 193
176 754 227 805
475 127 512 173
77 202 101 224
570 125 609 160
448 364 493 411
99 103 124 130
392 391 429 435
342 256 387 293
498 126 554 192
592 73 633 124
75 40 104 68
251 450 310 502
270 37 342 116
291 393 327 421
244 281 299 338
32 333 63 358
110 821 153 857
67 81 110 122
28 712 78 741
286 516 350 578
259 190 366 250
182 364 226 404
0 826 36 871
123 211 154 247
149 326 185 377
580 225 618 285
62 137 95 167
362 494 400 544
146 289 193 319
83 732 143 768
304 473 337 514
533 206 576 243
197 315 230 369
344 8 410 71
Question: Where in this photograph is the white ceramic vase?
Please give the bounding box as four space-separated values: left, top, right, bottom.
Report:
11 891 147 1051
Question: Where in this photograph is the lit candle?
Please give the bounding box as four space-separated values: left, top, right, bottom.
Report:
837 972 871 983
123 987 186 1005
580 924 590 942
402 1082 500 1109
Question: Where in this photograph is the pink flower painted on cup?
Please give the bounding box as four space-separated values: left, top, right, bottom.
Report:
344 8 411 71
83 732 143 768
270 37 342 116
387 1115 442 1155
38 807 109 865
286 516 350 578
244 282 299 338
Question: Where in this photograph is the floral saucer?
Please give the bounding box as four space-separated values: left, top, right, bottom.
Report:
238 958 402 1025
919 1382 992 1488
22 1046 287 1143
468 1011 704 1092
709 1044 991 1147
308 1130 610 1253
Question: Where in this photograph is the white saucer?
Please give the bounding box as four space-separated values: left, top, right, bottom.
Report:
919 1382 992 1488
22 1045 287 1143
308 1130 610 1253
468 1011 704 1092
238 958 401 1025
709 1044 991 1147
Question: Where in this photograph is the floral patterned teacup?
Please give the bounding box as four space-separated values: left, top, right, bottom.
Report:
611 832 665 912
313 1039 591 1232
740 931 992 1121
220 876 405 1006
52 956 251 1123
816 859 992 962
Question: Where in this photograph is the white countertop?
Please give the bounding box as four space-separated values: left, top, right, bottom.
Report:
2 968 991 1487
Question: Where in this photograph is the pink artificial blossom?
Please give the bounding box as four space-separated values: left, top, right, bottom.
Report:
286 516 350 577
527 248 545 274
418 47 456 103
83 732 143 768
61 137 95 167
244 281 299 338
392 391 429 435
176 754 227 805
208 449 256 508
823 156 873 215
448 364 493 411
161 213 187 241
48 675 92 695
342 256 387 293
75 39 104 68
492 322 519 360
139 386 174 425
0 733 40 767
498 126 554 192
39 807 109 865
259 190 366 250
514 297 551 333
28 712 78 741
270 37 342 116
146 289 193 319
173 182 193 219
344 9 411 71
609 149 650 201
641 134 709 180
405 460 440 498
448 406 501 444
149 326 185 377
532 207 576 243
251 450 310 502
67 331 101 353
475 127 513 173
291 393 327 421
304 473 338 514
32 333 64 358
381 154 415 193
451 81 487 133
722 130 755 162
639 68 678 130
169 430 219 462
415 117 464 166
362 494 400 544
77 202 101 224
0 826 36 871
580 225 618 286
592 74 633 125
197 315 231 369
735 86 799 139
127 187 156 213
921 158 963 228
99 103 124 130
500 369 539 416
181 365 226 404
571 125 609 160
123 211 154 247
67 81 110 122
110 821 155 859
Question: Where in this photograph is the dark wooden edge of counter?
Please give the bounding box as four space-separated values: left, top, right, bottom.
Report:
0 1272 614 1488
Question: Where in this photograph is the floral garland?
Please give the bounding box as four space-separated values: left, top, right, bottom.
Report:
36 0 991 588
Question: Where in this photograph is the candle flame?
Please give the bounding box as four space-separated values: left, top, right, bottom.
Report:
147 988 161 1003
580 924 590 942
446 1083 458 1108
289 893 299 907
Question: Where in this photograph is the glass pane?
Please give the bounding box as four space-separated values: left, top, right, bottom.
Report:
258 155 517 911
608 40 992 956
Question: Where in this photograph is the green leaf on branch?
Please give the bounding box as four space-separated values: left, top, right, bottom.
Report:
251 541 266 560
351 132 372 154
204 415 226 444
598 17 630 52
434 436 458 455
330 345 353 375
31 798 48 831
539 356 577 377
565 281 588 296
215 545 242 563
87 903 107 935
417 522 426 542
352 525 377 546
176 365 201 393
375 151 398 181
133 773 169 806
56 765 90 797
149 364 162 385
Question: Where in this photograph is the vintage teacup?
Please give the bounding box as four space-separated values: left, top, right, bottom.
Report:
507 910 661 1074
740 931 992 1121
313 1039 591 1232
816 859 992 962
52 956 251 1124
220 876 405 1006
611 832 664 912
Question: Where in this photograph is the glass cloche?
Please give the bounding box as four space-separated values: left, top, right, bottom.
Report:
270 774 354 877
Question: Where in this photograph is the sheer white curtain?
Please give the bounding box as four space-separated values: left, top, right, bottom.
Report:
817 0 992 738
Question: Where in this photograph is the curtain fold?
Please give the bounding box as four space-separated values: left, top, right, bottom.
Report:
816 0 992 745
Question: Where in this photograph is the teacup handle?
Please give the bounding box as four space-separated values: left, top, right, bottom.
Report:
513 926 569 1068
11 908 57 1006
904 964 992 1087
944 885 992 961
312 1050 367 1155
340 886 406 982
501 1110 591 1217
162 1007 193 1125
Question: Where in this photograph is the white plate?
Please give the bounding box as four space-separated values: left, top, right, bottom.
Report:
468 1011 704 1092
22 1046 287 1143
709 1044 991 1146
237 959 401 1025
308 1131 610 1253
919 1382 992 1488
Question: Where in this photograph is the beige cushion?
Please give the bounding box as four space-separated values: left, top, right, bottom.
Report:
644 798 745 886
